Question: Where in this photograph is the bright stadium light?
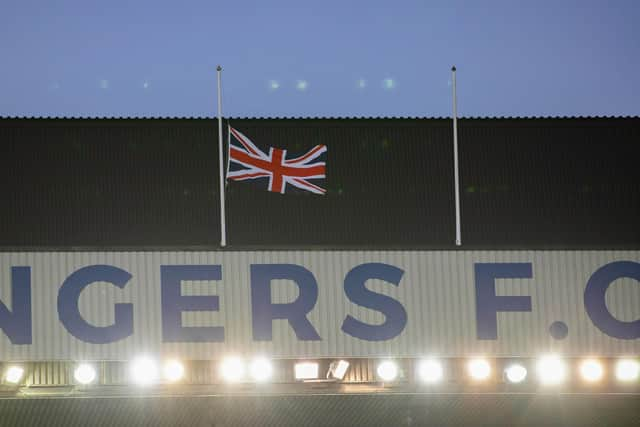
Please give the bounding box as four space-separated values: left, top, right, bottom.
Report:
615 359 640 382
74 363 97 385
163 359 185 382
130 356 159 386
268 80 280 90
418 359 443 384
467 359 491 381
536 356 566 385
294 362 319 380
249 357 273 382
504 363 528 384
220 357 245 382
382 78 396 90
4 366 25 384
580 359 604 383
377 360 399 381
328 360 350 380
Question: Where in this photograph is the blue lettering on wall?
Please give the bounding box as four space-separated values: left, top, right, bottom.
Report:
251 264 321 341
475 263 533 340
584 261 640 340
341 263 407 341
0 267 32 345
57 265 133 344
161 265 224 342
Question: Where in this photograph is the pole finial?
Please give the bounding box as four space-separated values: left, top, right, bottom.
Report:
451 65 456 72
216 65 222 71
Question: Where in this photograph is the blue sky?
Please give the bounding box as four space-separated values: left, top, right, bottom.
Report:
1 0 638 117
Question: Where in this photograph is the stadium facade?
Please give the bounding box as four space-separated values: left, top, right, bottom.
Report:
1 117 639 425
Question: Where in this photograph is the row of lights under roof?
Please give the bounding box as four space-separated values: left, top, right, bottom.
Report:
385 357 640 385
1 356 275 386
130 356 276 385
2 357 639 386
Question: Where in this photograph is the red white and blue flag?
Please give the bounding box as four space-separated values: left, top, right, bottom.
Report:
226 126 327 195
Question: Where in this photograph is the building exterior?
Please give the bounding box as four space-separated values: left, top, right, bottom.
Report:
1 117 639 425
1 117 638 249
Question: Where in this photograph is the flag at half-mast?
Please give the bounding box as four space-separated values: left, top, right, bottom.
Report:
226 126 327 195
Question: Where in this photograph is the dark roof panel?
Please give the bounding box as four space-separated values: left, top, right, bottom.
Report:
1 117 638 249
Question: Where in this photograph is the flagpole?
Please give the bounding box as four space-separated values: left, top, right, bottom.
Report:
217 65 227 247
452 66 462 246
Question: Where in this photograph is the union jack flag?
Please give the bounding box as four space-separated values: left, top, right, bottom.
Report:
226 126 327 195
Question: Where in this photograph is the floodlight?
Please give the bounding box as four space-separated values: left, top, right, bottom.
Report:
269 80 280 90
249 357 273 382
220 357 245 382
74 363 97 385
294 362 319 380
163 359 185 382
130 356 159 386
579 359 603 383
615 359 640 382
328 360 350 380
377 360 399 381
418 359 443 383
467 359 491 381
536 356 566 385
4 366 24 384
382 78 396 90
504 363 527 384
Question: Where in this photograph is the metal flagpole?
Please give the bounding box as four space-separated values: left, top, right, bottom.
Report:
452 66 462 246
217 65 227 247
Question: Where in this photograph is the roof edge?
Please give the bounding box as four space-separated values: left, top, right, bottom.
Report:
1 115 639 120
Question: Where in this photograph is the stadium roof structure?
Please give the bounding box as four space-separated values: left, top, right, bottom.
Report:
1 116 639 250
1 116 640 426
1 115 639 119
1 393 639 426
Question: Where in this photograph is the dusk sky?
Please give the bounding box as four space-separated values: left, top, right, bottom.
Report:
1 0 638 118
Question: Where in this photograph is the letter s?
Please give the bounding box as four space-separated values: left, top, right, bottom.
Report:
341 263 407 341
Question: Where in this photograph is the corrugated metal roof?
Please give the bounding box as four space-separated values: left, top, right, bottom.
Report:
2 250 639 360
0 394 639 426
1 117 638 249
1 116 639 120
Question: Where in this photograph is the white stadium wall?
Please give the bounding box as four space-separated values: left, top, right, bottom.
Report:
1 251 638 361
